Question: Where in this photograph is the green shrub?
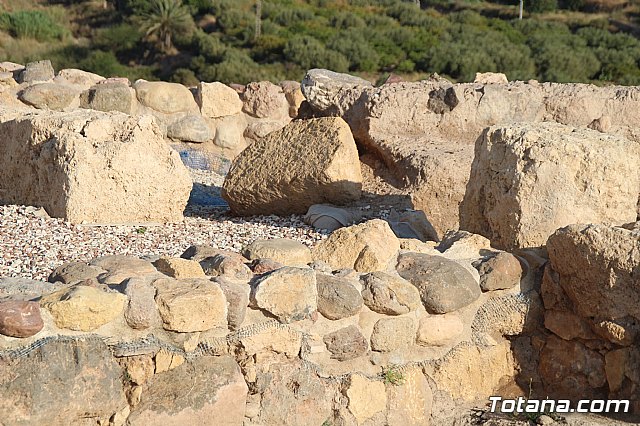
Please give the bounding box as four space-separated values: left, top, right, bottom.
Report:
0 10 67 42
283 35 349 72
527 0 558 13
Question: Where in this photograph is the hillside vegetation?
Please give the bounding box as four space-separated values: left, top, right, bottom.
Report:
1 0 640 85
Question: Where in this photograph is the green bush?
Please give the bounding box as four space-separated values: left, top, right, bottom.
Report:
0 11 67 42
283 35 349 72
527 0 558 13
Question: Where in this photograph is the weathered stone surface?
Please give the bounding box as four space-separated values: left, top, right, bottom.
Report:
154 278 227 332
0 300 44 338
346 374 387 424
301 68 373 114
214 277 249 330
40 285 126 331
200 254 252 280
242 238 312 267
417 313 464 347
539 335 606 400
80 82 137 114
0 277 65 302
133 80 198 114
211 113 247 150
92 255 158 285
18 60 54 83
370 316 416 352
474 72 508 84
477 252 523 291
313 219 400 272
0 338 127 426
119 355 155 386
316 273 363 320
240 325 302 358
437 230 494 259
0 111 192 224
222 117 362 216
251 267 317 323
546 224 640 321
116 276 162 330
323 325 368 361
544 310 596 341
19 83 80 110
304 204 354 232
181 245 245 263
254 360 333 426
54 68 104 89
128 356 247 426
387 369 433 426
196 81 243 118
396 252 481 314
461 123 640 250
244 117 290 142
48 261 105 284
167 114 212 143
280 80 305 117
250 258 284 275
425 341 516 402
360 271 421 315
153 257 206 279
242 81 289 119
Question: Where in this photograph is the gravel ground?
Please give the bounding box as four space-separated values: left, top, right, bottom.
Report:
0 169 327 281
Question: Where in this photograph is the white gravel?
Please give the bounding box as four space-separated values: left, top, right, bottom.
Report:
0 169 328 281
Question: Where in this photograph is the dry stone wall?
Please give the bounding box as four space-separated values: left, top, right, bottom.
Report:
0 220 541 425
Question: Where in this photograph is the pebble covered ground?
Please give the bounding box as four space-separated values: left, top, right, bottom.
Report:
0 169 327 281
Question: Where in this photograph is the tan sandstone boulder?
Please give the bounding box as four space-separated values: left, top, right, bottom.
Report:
196 81 243 118
460 123 640 250
222 117 362 215
133 80 198 114
0 110 192 223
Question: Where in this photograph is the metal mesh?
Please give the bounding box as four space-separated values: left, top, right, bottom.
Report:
170 143 231 175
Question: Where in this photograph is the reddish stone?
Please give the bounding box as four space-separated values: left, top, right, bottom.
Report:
0 301 44 338
250 258 283 275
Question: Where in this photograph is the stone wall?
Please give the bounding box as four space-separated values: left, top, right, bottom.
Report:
0 221 543 425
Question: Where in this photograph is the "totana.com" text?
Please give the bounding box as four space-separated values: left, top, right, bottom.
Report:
489 396 630 414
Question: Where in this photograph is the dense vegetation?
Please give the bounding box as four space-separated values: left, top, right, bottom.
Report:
1 0 640 85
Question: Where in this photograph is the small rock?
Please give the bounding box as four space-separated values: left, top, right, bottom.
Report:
116 277 162 330
396 252 481 314
477 252 523 291
250 267 317 323
242 238 312 267
154 278 227 332
167 114 213 143
19 83 80 110
370 317 416 352
323 325 368 361
80 82 137 114
0 301 44 338
537 414 555 425
474 72 508 84
40 285 127 331
215 277 249 330
242 81 289 119
197 81 243 118
200 254 252 280
416 314 464 347
316 273 363 320
48 261 106 285
134 80 198 114
153 257 206 279
360 272 421 315
18 60 54 83
313 219 400 273
346 374 386 424
250 258 284 275
91 255 158 285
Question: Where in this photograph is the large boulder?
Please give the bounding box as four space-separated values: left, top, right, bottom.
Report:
0 337 127 425
222 117 362 215
460 123 640 250
54 68 105 89
0 110 192 223
242 81 289 119
128 356 248 425
17 60 54 84
301 68 373 116
546 224 640 321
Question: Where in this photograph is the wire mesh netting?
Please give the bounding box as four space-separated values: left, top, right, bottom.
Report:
171 143 230 208
170 143 232 175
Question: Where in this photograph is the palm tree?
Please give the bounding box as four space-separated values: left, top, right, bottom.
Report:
139 0 194 53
